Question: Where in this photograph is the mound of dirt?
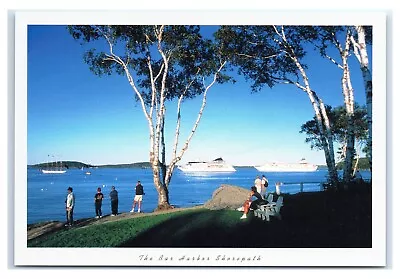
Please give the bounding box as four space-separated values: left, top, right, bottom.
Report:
204 184 251 210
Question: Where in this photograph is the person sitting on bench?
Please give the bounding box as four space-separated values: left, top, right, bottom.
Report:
240 186 268 219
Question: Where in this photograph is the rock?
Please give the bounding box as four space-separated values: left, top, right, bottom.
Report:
204 184 251 210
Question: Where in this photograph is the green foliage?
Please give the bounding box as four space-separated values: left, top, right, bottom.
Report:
96 162 151 169
30 161 93 169
336 157 370 170
29 161 152 169
215 25 319 92
68 25 233 104
299 103 368 150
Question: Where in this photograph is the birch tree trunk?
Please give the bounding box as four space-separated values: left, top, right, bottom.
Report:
351 26 372 172
73 25 228 211
341 30 356 186
352 146 360 177
164 63 226 190
317 96 337 180
322 28 356 188
152 26 173 210
275 26 339 188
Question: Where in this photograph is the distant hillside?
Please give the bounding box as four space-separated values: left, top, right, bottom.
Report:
96 162 151 169
29 161 152 169
30 161 94 169
336 157 370 170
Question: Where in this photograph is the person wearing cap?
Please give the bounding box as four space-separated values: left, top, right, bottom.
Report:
94 187 104 218
65 187 75 226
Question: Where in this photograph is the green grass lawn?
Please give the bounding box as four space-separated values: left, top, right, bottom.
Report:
28 209 207 247
28 183 372 248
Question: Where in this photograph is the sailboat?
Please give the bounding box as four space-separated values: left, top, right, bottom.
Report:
41 155 67 174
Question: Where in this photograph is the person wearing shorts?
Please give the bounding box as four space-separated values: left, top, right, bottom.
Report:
130 181 144 213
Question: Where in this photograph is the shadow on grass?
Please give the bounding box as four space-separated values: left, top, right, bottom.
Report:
119 184 372 248
119 210 255 247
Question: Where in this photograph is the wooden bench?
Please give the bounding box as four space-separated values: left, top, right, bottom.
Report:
254 196 284 221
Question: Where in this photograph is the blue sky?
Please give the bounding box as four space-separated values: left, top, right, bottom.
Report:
27 25 370 166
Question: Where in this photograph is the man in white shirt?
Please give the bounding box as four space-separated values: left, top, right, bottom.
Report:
65 187 75 226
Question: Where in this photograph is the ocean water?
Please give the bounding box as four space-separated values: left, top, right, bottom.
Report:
27 167 371 224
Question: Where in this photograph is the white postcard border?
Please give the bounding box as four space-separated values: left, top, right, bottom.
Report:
14 10 387 267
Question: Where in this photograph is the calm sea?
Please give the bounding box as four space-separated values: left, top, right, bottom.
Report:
27 167 371 224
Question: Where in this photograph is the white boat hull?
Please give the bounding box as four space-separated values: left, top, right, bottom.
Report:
255 161 318 172
254 166 317 172
41 169 66 174
178 160 236 173
178 166 236 172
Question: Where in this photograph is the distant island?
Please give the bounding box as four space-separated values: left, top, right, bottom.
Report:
335 157 370 170
29 161 152 169
28 157 370 171
96 162 151 169
235 157 370 171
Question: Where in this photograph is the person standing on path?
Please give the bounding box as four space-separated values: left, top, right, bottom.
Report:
94 187 104 218
65 187 75 226
109 186 119 216
130 181 144 213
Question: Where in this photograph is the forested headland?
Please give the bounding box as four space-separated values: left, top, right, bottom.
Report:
29 161 152 169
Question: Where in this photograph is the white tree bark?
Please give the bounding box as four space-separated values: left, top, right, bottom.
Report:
164 62 226 187
98 26 226 210
351 26 372 171
340 30 356 186
273 26 339 187
318 97 337 174
322 28 357 187
352 144 361 177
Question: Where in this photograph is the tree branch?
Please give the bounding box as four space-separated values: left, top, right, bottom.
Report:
331 32 343 54
170 67 201 163
97 26 152 125
235 52 282 60
350 34 362 63
170 61 226 167
323 54 344 69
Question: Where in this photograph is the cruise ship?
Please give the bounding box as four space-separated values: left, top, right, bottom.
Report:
178 158 236 173
255 158 318 172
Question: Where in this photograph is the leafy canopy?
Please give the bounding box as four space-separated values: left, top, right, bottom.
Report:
68 25 232 104
215 25 319 92
300 103 368 150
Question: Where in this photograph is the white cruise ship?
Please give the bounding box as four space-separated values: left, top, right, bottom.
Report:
178 158 236 173
255 158 318 172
